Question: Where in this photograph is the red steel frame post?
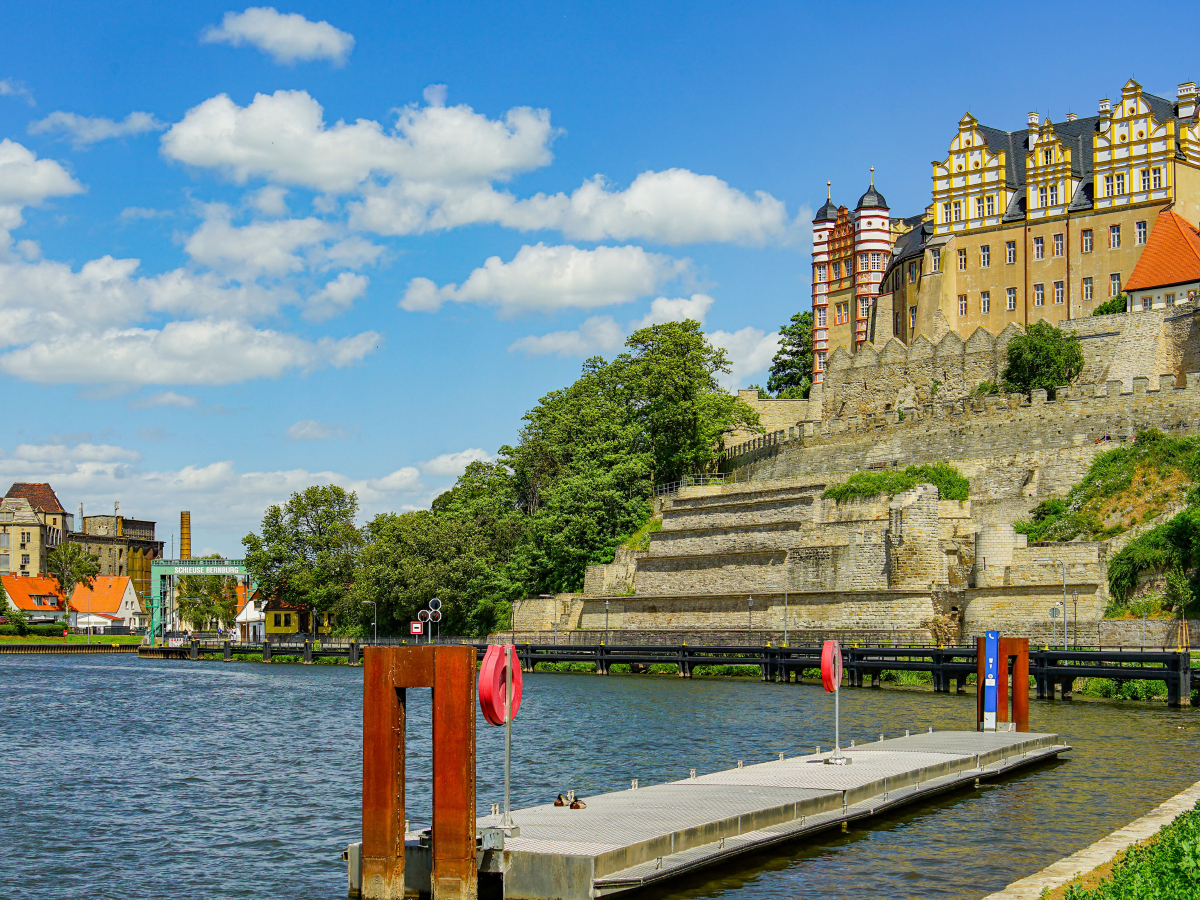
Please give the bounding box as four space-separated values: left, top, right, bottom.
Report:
362 646 477 900
976 636 1029 732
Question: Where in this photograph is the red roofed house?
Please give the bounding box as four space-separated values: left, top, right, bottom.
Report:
2 574 67 624
2 483 73 577
1123 210 1200 311
69 576 144 632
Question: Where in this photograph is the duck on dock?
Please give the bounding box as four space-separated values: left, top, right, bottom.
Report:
554 794 567 807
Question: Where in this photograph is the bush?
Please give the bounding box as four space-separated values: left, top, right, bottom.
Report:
0 622 66 638
824 461 969 503
1002 321 1085 398
1092 295 1128 316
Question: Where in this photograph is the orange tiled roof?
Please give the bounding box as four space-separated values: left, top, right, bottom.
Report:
1 575 65 611
69 576 133 615
1124 211 1200 292
4 483 67 514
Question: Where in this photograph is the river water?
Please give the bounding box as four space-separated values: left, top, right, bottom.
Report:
1 654 1198 900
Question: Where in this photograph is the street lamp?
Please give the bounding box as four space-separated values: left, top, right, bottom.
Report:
361 600 376 645
604 599 610 644
1035 558 1067 649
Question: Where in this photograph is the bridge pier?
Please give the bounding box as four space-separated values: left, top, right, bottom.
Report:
596 646 609 675
349 642 360 665
223 640 231 661
678 647 692 678
262 640 272 662
303 639 313 664
189 639 199 661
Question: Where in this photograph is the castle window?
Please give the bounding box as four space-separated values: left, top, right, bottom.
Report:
1140 169 1151 191
1142 296 1152 310
1136 221 1147 245
1038 186 1047 208
1034 283 1045 306
958 295 968 316
860 298 871 319
957 248 967 270
1054 281 1064 304
1115 173 1126 195
1049 184 1058 206
1034 236 1045 260
975 197 984 218
980 245 990 267
858 253 867 272
1006 241 1016 264
1104 175 1114 197
1042 148 1053 166
986 195 995 216
816 307 827 327
1053 234 1064 257
1082 229 1093 252
908 262 918 283
1109 224 1121 249
1110 273 1121 297
942 201 952 223
952 200 962 221
909 306 917 330
1166 293 1176 307
931 249 941 272
1007 287 1017 310
869 251 882 270
1083 277 1093 302
981 291 990 313
833 261 841 278
816 351 826 370
816 264 827 283
1153 167 1162 189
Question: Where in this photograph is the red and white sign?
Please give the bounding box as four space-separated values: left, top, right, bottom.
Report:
410 621 423 635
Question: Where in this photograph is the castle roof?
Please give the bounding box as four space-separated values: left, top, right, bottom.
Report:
855 184 887 210
1124 210 1200 292
813 197 839 223
4 483 66 514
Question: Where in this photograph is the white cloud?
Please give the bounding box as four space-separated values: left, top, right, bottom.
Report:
28 111 165 148
508 315 625 358
0 79 34 106
201 7 355 65
709 326 780 390
306 271 368 321
0 139 83 210
184 208 334 277
129 391 200 409
251 185 288 216
423 84 448 107
119 206 173 221
162 90 555 194
400 243 686 316
418 448 496 478
627 293 714 330
285 419 348 440
10 442 141 463
0 320 380 386
367 467 424 492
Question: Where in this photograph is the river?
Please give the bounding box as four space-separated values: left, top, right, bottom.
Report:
1 654 1197 900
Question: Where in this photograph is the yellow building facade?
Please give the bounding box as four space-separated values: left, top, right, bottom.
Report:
816 79 1200 364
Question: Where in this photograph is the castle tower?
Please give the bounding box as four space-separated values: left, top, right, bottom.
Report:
852 168 890 347
811 182 838 383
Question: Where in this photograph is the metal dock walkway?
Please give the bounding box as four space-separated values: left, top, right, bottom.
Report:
464 730 1067 899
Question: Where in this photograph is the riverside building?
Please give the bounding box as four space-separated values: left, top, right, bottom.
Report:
812 79 1200 381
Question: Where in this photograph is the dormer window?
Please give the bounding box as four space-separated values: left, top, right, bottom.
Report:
1042 148 1053 166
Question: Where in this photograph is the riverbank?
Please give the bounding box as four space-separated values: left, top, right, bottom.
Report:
0 634 142 644
981 779 1200 899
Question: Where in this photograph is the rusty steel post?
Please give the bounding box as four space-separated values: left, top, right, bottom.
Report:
1004 637 1030 732
361 646 477 900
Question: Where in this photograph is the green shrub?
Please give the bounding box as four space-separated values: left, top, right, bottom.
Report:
1092 295 1128 316
824 461 969 503
0 622 66 638
1002 320 1084 398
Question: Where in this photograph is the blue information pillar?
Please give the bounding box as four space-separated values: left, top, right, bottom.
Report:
981 629 999 731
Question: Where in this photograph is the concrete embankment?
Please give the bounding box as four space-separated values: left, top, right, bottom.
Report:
981 778 1200 899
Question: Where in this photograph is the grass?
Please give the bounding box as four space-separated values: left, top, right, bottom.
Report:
0 633 143 644
824 461 969 503
621 515 663 552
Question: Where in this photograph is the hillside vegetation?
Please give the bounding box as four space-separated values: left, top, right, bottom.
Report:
823 462 969 503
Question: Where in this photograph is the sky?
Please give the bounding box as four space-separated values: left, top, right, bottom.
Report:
0 0 1192 555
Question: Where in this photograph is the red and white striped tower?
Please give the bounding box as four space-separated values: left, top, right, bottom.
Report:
811 181 837 384
851 168 890 347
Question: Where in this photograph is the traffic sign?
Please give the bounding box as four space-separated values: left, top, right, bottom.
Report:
429 597 442 611
411 621 423 635
418 609 430 622
430 610 442 623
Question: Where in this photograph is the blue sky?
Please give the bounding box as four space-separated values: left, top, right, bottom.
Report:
0 1 1191 553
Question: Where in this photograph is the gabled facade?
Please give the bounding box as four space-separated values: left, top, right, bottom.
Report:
2 574 66 623
70 576 143 630
1 483 71 577
1123 209 1200 309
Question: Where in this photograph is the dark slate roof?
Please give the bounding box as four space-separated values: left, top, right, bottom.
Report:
976 126 1028 187
1143 92 1177 125
1068 178 1094 212
813 198 839 223
1002 190 1026 223
1050 115 1100 179
5 483 67 514
880 220 931 283
856 185 888 209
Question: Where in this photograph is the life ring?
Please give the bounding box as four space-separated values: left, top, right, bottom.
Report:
820 640 842 693
479 644 523 726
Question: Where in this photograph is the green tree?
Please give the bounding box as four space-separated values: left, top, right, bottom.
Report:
1092 294 1128 316
243 485 361 621
177 554 239 631
1002 321 1084 398
767 311 814 399
47 542 100 620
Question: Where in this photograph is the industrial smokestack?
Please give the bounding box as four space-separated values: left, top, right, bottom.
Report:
180 511 191 560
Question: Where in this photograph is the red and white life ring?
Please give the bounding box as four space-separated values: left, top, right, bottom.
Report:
479 644 523 726
820 639 842 693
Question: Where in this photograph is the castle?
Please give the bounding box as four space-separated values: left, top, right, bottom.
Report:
812 79 1200 381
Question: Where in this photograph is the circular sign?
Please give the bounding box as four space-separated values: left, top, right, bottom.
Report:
478 644 523 726
429 610 442 623
417 609 430 622
429 597 442 611
1050 607 1060 618
820 640 842 693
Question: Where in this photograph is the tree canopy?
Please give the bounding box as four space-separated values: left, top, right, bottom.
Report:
1002 321 1085 398
767 311 814 399
177 554 240 630
47 542 100 615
